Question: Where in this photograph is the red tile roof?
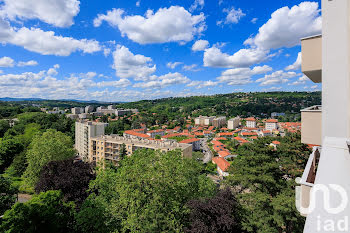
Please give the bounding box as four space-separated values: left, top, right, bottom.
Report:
246 117 256 121
212 157 230 172
218 132 233 137
218 150 231 157
271 140 280 145
179 138 200 144
124 130 151 138
266 119 278 123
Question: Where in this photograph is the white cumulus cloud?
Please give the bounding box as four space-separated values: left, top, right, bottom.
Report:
256 70 298 86
0 56 14 67
285 52 301 71
0 19 101 56
189 0 205 12
217 7 245 25
17 60 38 67
167 62 183 69
133 72 190 89
204 46 268 68
244 2 321 50
93 6 206 44
192 39 209 51
112 45 156 80
217 65 272 85
0 0 80 27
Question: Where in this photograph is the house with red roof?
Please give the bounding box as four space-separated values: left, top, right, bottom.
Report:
245 117 256 128
218 150 234 159
124 130 151 139
265 119 278 131
269 140 281 150
146 129 165 138
212 157 230 177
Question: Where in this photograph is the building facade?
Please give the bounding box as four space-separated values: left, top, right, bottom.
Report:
265 119 278 131
228 117 240 130
89 135 193 164
75 121 108 160
213 116 227 128
245 117 256 128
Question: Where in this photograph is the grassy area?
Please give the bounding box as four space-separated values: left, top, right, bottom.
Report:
192 151 204 160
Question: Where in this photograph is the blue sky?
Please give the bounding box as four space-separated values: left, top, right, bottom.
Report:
0 0 321 102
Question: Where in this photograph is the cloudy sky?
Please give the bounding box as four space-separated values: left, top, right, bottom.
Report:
0 0 321 102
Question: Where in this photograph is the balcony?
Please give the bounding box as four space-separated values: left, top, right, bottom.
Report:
301 105 322 146
301 35 322 83
296 147 321 216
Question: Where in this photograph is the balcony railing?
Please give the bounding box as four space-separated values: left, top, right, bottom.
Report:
301 105 322 146
296 146 321 216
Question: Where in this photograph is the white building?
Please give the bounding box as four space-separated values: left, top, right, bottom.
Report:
245 117 256 128
75 121 108 160
228 117 240 130
72 107 84 115
213 116 227 128
179 138 201 151
85 105 94 113
146 129 165 138
265 119 278 131
194 116 215 126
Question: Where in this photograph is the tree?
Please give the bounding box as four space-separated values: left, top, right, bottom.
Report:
35 159 95 206
89 149 216 232
0 119 10 138
0 175 18 215
75 195 114 233
23 129 76 187
0 190 76 233
225 138 284 195
0 138 24 173
185 188 241 233
119 143 127 160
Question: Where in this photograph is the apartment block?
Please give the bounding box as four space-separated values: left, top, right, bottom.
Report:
146 129 165 138
228 117 240 130
75 121 108 160
179 138 201 151
195 116 215 126
72 107 84 115
213 116 227 128
85 105 94 113
245 117 256 128
265 119 278 131
89 135 193 164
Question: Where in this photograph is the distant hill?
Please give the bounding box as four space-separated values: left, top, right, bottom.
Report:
0 97 115 104
0 97 46 102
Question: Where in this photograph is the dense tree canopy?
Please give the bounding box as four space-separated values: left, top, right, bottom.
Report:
35 159 95 206
0 175 18 215
0 190 76 233
23 129 76 187
185 188 241 233
0 138 24 173
224 134 308 233
88 149 217 233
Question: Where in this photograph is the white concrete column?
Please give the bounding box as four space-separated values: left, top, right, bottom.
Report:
322 0 350 140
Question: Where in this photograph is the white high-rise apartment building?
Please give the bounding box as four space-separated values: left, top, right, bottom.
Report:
75 121 108 160
228 117 240 130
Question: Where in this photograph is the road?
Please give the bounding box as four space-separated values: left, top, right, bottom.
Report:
200 138 213 163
